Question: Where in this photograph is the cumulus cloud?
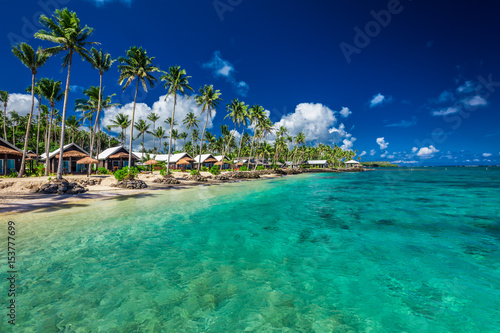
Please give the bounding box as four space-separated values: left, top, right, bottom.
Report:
370 93 388 108
482 153 492 157
411 147 418 153
370 149 376 156
432 107 459 116
339 107 352 118
385 116 417 128
359 151 366 157
463 96 487 107
4 93 39 117
416 145 439 158
272 103 355 148
102 94 213 151
202 51 249 96
376 137 389 150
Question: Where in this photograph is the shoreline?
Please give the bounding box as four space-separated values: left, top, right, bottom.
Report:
0 168 365 216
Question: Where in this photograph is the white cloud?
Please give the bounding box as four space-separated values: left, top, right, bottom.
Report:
456 81 476 94
370 93 386 108
416 145 439 158
339 107 352 118
202 51 249 96
432 107 459 116
464 96 487 107
370 149 376 156
273 103 355 146
482 153 492 157
393 160 418 164
376 137 389 150
5 93 39 117
340 137 356 150
359 151 366 157
411 147 418 153
102 94 213 151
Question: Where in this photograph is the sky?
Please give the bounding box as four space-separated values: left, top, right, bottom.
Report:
1 0 499 165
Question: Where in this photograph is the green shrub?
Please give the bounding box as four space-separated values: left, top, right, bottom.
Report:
201 166 208 172
160 167 171 177
34 164 45 177
114 167 139 181
97 167 110 175
256 166 264 171
7 171 18 178
190 170 200 176
209 165 220 175
239 165 248 171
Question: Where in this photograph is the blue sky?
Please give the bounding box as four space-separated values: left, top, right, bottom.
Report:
1 0 499 165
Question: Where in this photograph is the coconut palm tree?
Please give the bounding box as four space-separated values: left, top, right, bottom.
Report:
38 78 63 175
195 85 222 171
66 115 80 143
87 47 115 162
0 90 8 141
192 128 200 149
170 129 179 152
109 113 131 145
12 43 49 177
9 111 20 146
134 119 151 159
225 98 248 168
179 132 188 150
161 66 193 174
153 126 166 152
118 46 159 168
147 112 160 152
25 81 44 159
35 8 96 179
246 104 265 169
183 112 198 149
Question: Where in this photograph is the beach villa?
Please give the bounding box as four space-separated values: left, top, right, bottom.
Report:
41 143 90 174
148 152 195 170
0 137 22 175
98 146 138 172
306 160 328 168
345 159 361 168
194 154 218 169
214 155 231 170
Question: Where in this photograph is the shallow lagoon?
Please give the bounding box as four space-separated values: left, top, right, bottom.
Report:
1 167 499 332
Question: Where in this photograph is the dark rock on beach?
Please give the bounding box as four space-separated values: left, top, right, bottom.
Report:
153 177 180 185
36 179 88 195
189 175 208 182
111 180 148 189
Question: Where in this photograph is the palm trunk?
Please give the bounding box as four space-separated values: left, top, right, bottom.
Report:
247 128 257 170
56 51 73 180
88 73 103 176
35 94 41 161
236 127 245 169
128 77 139 169
18 73 36 177
197 109 210 172
44 107 54 176
152 121 156 153
166 93 177 174
3 103 7 141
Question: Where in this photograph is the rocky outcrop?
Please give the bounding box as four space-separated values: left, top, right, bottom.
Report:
226 171 261 179
36 179 88 195
189 174 208 182
153 177 180 185
111 180 148 189
79 178 102 186
213 175 229 181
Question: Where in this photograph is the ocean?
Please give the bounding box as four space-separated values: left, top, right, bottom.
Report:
1 167 499 332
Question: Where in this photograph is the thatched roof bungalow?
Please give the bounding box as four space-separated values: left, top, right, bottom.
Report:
40 143 90 174
0 137 22 175
193 154 218 169
98 146 139 171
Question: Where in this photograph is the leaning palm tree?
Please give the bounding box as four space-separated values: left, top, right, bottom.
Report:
0 90 8 140
12 43 49 177
87 47 115 163
147 112 160 152
109 113 131 145
134 119 151 159
160 66 193 174
118 46 159 168
25 81 43 159
35 8 96 179
246 104 265 169
195 85 222 171
39 78 63 175
225 98 248 168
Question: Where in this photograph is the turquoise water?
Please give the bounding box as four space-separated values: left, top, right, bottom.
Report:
1 167 500 332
